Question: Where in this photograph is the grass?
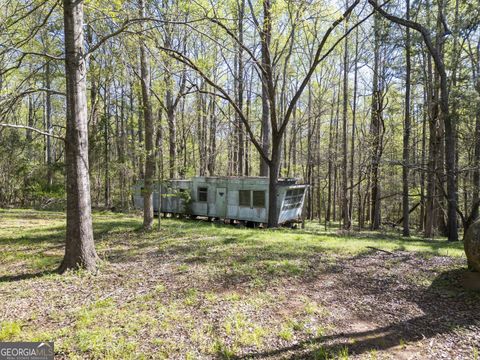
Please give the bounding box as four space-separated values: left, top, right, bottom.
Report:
0 321 22 341
0 209 471 359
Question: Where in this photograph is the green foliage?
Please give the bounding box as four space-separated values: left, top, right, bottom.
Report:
177 188 192 214
0 321 22 341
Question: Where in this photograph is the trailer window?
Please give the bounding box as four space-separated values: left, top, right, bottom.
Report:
239 190 250 207
198 187 208 202
282 188 305 210
252 191 265 208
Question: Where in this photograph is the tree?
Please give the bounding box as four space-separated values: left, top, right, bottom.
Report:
341 11 350 230
259 0 271 177
368 0 458 241
157 0 360 226
3 0 479 252
402 0 411 237
139 0 155 231
370 10 383 230
59 0 98 272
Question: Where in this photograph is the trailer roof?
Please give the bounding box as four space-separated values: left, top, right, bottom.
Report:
138 176 307 186
188 176 303 184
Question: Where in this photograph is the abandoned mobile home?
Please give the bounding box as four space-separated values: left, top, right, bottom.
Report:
134 176 308 226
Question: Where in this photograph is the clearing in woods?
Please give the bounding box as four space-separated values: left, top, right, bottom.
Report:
0 209 478 359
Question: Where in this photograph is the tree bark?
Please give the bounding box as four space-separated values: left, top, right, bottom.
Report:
471 39 480 228
402 0 411 237
326 89 336 223
341 16 350 229
207 89 217 175
419 89 427 231
103 90 111 209
45 60 53 187
268 136 281 227
59 0 98 273
259 0 271 177
236 0 245 176
139 0 154 231
349 26 359 226
370 11 382 230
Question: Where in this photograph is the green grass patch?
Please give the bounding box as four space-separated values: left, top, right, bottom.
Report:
0 321 22 341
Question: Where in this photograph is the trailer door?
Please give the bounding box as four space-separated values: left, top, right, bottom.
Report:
216 187 227 218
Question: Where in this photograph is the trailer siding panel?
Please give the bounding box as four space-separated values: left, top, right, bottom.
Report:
134 177 307 224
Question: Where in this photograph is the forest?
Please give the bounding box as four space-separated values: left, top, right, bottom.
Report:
0 0 480 359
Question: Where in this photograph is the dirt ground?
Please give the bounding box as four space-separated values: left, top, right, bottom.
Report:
0 211 479 359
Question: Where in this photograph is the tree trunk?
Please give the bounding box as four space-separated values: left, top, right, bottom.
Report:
470 40 480 228
104 91 111 209
419 85 427 231
306 85 313 220
424 50 437 237
156 107 163 230
139 0 154 231
341 17 350 229
349 27 359 226
370 12 382 230
59 0 98 273
166 83 176 179
27 92 33 144
267 137 281 227
402 0 411 237
333 83 340 223
207 90 217 175
86 26 99 197
436 0 457 241
259 0 271 177
236 0 245 176
45 60 53 187
326 90 336 222
119 86 127 211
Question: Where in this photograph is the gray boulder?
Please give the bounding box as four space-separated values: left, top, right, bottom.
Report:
464 220 480 272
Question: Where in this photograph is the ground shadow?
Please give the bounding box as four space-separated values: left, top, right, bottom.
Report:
0 216 142 282
0 269 55 283
236 267 480 359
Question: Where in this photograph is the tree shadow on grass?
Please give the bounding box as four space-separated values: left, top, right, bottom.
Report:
0 219 142 244
0 269 55 283
0 218 142 282
235 268 480 359
99 218 463 292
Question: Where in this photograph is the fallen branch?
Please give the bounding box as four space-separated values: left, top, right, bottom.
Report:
366 246 395 255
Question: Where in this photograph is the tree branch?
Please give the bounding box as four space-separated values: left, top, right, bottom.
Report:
280 0 360 136
155 45 270 164
367 0 446 79
0 123 64 141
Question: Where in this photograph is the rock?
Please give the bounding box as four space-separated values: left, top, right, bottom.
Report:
464 221 480 272
460 271 480 291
